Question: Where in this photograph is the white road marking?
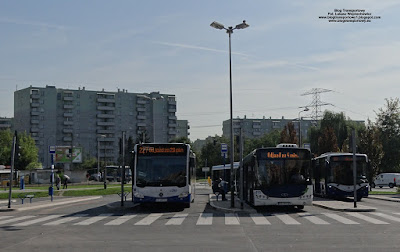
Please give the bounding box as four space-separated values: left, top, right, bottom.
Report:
196 213 213 225
165 213 188 225
43 214 89 226
105 214 137 226
250 213 271 225
346 212 389 224
225 213 240 225
74 213 113 225
298 213 329 225
0 216 35 225
273 214 300 225
321 213 359 224
370 212 400 223
134 213 163 226
13 215 61 226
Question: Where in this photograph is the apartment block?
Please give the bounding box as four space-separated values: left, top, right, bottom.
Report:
0 117 13 131
14 85 182 168
222 116 313 142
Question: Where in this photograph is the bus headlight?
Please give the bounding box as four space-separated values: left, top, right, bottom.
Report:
134 192 144 199
179 192 189 198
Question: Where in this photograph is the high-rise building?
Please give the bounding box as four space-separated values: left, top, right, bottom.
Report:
176 120 190 139
223 116 313 141
14 85 181 168
0 117 13 131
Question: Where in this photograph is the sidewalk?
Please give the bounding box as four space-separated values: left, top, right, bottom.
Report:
209 193 257 214
0 196 102 212
368 194 400 202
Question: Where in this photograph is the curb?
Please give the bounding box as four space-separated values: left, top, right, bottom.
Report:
367 195 400 203
208 194 257 214
312 202 376 212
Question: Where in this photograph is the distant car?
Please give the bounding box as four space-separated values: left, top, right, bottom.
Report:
371 173 400 188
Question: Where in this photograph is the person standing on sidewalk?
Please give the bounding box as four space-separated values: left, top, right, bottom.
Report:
218 178 227 201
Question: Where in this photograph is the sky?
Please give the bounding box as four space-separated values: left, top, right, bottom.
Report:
0 0 399 140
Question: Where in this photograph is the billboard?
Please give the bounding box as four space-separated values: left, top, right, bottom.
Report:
55 146 82 163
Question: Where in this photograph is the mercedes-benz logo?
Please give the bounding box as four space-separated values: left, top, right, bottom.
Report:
159 192 163 197
281 193 289 197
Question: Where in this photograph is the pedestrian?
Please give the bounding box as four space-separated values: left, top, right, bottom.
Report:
63 174 70 189
218 178 227 201
55 174 61 190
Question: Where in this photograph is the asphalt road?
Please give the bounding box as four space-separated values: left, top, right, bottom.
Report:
1 187 400 252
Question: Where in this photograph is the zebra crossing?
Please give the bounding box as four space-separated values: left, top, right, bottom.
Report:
1 212 400 227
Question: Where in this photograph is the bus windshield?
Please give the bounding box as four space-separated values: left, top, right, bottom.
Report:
328 160 368 185
136 156 186 187
257 159 310 187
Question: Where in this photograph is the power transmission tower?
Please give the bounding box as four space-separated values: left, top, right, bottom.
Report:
301 88 333 125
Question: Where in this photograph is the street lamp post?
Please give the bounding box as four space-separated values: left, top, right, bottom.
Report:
97 134 106 186
211 20 249 208
298 107 309 147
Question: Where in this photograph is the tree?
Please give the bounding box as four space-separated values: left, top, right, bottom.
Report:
280 122 297 144
375 98 400 172
243 130 280 156
358 120 384 182
169 136 191 144
16 132 41 170
317 127 339 155
0 129 12 165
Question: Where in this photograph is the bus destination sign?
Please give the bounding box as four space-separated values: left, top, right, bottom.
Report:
138 145 186 155
266 151 300 159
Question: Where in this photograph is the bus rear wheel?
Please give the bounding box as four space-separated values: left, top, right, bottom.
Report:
389 183 394 188
296 205 304 210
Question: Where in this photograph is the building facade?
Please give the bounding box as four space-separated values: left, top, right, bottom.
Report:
0 117 13 131
222 116 313 143
176 120 190 139
14 86 182 168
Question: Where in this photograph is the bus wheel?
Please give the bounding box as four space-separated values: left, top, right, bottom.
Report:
183 202 190 208
297 205 304 210
370 183 375 188
389 183 394 188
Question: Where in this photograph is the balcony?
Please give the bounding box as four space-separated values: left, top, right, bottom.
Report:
0 124 11 128
168 100 176 105
168 116 177 120
31 119 39 124
137 122 146 127
97 137 114 142
168 108 176 113
63 128 73 133
137 115 146 120
97 98 115 103
252 124 261 129
30 94 40 99
97 106 115 111
63 96 73 101
97 121 115 126
64 104 74 109
63 137 72 142
136 99 147 105
97 129 114 134
253 131 262 136
30 103 40 107
168 123 177 127
30 127 39 133
30 111 40 116
97 114 115 119
63 121 74 126
136 107 146 112
168 130 177 135
63 113 73 117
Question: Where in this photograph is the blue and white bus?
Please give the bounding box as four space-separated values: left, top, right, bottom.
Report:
312 152 369 201
132 143 196 208
242 144 313 209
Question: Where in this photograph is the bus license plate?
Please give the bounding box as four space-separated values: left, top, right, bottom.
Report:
156 198 167 202
278 202 291 205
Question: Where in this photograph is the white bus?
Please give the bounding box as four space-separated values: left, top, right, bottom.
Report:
132 143 196 208
242 144 313 209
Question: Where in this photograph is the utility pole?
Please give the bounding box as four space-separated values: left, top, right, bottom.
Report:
301 88 333 125
8 132 16 209
121 131 126 207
